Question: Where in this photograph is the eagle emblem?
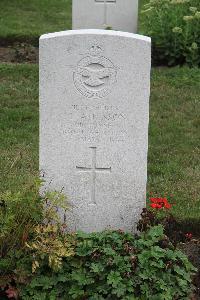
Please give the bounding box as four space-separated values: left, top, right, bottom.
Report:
73 44 117 99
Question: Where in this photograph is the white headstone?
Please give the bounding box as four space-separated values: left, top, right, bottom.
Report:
72 0 138 33
40 29 151 233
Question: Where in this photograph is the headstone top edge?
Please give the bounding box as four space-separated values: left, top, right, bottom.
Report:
40 29 151 44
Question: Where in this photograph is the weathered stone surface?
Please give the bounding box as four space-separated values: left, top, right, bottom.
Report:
40 29 151 232
72 0 138 33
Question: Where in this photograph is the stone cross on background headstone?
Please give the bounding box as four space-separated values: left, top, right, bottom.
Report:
40 29 151 232
96 0 116 28
73 0 138 33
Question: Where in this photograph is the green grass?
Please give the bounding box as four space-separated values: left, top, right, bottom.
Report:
0 64 38 191
0 64 199 226
148 67 200 226
0 0 71 43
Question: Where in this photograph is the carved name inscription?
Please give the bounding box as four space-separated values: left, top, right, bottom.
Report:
63 104 128 143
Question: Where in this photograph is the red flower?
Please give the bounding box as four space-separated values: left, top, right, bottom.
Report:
150 203 162 209
6 286 18 299
150 197 172 209
185 233 192 240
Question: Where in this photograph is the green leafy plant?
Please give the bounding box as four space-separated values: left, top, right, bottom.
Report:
141 0 200 66
0 180 74 298
0 182 197 299
0 179 43 267
137 195 191 245
21 226 196 299
26 223 75 273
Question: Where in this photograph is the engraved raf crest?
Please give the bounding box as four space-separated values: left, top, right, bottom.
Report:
74 44 117 98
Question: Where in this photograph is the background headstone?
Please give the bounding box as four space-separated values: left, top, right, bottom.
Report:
40 29 151 232
72 0 139 33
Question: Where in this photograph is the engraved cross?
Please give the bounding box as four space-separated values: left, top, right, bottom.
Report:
95 0 116 28
76 147 111 205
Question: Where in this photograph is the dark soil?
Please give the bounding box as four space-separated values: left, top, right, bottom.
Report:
179 240 200 299
0 43 38 63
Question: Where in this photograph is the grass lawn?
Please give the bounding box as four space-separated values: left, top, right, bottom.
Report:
0 0 71 43
0 64 38 191
0 64 199 228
